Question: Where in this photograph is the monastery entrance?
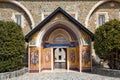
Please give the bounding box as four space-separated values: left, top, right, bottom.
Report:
25 7 94 72
53 48 67 69
42 24 79 71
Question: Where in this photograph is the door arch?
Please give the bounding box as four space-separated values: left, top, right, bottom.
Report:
41 24 79 70
36 19 84 47
36 19 84 71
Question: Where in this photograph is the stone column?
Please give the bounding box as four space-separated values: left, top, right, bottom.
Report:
79 45 82 72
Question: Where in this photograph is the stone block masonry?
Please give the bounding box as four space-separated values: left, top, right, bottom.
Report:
0 68 28 80
92 67 120 78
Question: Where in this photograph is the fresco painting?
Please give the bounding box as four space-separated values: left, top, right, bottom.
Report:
82 46 91 67
30 39 36 45
41 48 51 70
29 31 39 45
70 49 75 63
81 30 91 45
69 48 78 69
30 47 39 71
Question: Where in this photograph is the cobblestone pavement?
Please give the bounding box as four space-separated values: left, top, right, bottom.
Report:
10 71 120 80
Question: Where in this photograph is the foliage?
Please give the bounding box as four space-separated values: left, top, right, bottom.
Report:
94 19 120 69
0 21 26 72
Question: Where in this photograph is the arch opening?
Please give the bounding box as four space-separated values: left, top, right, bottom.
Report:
42 24 78 45
0 0 35 28
41 24 80 70
85 0 120 27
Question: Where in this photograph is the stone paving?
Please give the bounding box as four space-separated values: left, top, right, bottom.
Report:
10 71 120 80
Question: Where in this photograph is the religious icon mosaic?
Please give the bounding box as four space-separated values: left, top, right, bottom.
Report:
70 50 75 63
82 46 91 67
30 48 39 65
45 51 51 63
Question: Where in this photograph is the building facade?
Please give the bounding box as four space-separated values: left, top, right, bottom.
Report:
0 0 120 72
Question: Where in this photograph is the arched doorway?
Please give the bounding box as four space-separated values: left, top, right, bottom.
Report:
42 24 78 70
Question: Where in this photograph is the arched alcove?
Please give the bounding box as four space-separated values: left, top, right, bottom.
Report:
85 0 120 28
41 24 79 71
0 0 35 28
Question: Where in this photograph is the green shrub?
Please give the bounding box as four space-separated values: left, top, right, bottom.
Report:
0 21 25 72
94 19 120 69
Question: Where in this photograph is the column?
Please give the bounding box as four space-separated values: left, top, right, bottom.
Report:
28 44 30 72
67 48 69 72
39 47 41 72
51 48 53 71
79 45 82 72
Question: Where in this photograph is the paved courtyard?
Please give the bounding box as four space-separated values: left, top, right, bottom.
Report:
10 71 120 80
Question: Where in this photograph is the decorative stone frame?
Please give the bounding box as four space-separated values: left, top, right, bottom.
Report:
36 19 84 72
96 12 109 28
11 12 24 28
0 0 35 28
85 0 120 28
119 12 120 21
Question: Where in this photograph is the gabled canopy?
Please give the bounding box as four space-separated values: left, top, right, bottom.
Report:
25 7 94 42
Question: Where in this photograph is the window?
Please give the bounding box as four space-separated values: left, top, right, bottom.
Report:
99 15 105 26
15 15 22 26
96 12 109 27
11 13 24 28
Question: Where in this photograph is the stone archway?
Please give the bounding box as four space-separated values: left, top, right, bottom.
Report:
36 19 84 48
0 0 35 28
36 19 84 70
40 24 80 71
85 0 120 27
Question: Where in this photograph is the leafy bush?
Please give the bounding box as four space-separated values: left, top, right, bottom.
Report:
94 19 120 69
0 21 26 72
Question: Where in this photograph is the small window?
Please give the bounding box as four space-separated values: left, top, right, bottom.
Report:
99 15 105 26
96 12 109 28
11 13 24 28
15 15 22 26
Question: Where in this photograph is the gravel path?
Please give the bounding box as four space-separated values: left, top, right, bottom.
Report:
9 71 120 80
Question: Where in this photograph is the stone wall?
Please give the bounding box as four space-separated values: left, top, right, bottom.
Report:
19 0 98 27
0 68 28 80
0 1 120 34
0 2 31 35
92 67 120 77
89 1 120 33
